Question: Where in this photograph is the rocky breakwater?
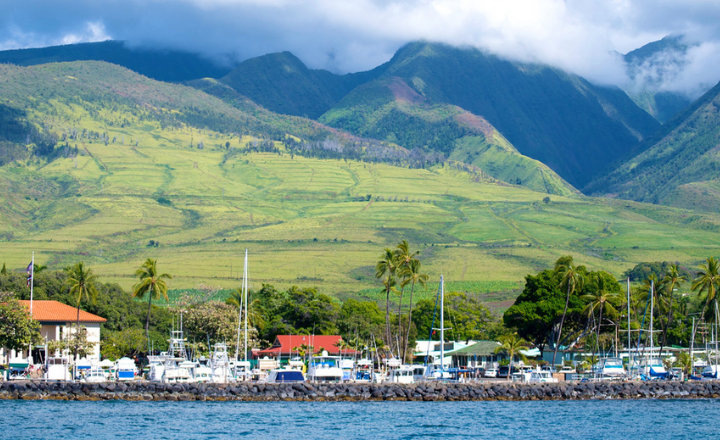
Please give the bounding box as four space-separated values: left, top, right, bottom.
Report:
2 380 720 402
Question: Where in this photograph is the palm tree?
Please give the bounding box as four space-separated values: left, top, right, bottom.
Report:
659 264 687 354
133 258 172 351
691 257 720 342
400 258 428 363
581 273 621 362
553 256 585 369
376 248 398 348
65 262 98 357
394 240 420 360
494 333 530 381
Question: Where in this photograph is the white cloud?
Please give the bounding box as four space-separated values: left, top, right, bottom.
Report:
0 0 718 94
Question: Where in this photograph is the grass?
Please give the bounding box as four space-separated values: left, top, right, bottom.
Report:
2 61 720 304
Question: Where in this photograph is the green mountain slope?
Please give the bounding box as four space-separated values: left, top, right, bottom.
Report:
218 52 386 119
319 42 660 189
0 40 233 82
2 60 720 301
623 35 694 123
319 76 576 196
585 79 720 212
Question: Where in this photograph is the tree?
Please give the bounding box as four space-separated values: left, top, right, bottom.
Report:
375 248 398 347
580 272 622 360
400 258 428 363
225 288 264 330
494 333 529 381
0 291 41 352
133 258 172 352
394 240 419 356
659 264 687 354
1 263 6 275
375 248 397 344
691 257 720 342
65 262 98 330
553 256 586 367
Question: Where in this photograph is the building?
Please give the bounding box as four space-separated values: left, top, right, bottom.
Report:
0 300 107 366
446 341 502 368
255 335 359 363
413 340 473 365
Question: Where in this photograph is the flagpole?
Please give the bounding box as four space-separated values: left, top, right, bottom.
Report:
30 252 35 316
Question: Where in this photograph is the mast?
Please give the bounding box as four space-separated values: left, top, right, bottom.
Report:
440 275 444 371
243 249 248 364
627 277 631 373
30 252 35 316
650 279 654 353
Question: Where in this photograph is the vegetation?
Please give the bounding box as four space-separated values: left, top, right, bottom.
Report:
132 259 171 352
0 291 41 352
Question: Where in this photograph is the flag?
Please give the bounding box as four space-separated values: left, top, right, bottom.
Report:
26 262 32 287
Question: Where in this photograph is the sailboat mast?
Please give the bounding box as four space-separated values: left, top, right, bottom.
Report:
440 275 444 372
243 249 248 364
627 277 631 372
650 279 654 353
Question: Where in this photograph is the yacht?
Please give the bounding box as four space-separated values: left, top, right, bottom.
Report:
387 366 414 384
115 357 137 381
263 368 306 383
307 351 343 383
598 357 626 378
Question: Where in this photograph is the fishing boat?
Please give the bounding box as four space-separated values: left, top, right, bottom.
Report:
528 369 558 383
387 366 414 383
161 330 193 383
307 351 343 383
82 367 107 383
353 359 376 383
115 357 137 381
210 343 232 383
598 357 627 378
263 368 306 383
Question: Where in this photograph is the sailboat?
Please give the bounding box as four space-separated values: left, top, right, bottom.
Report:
232 249 252 380
637 280 668 379
424 275 452 380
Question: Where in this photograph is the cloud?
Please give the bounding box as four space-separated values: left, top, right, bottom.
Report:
0 0 718 95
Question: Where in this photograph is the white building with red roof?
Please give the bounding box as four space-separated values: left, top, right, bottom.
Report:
1 300 107 366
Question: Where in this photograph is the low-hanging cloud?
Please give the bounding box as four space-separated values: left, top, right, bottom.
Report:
1 0 719 96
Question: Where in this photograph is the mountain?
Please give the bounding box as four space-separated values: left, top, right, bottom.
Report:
585 79 720 212
218 51 386 119
318 76 575 195
623 35 694 123
0 40 234 82
318 42 660 189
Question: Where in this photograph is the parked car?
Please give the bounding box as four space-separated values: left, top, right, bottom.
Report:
484 368 497 378
497 366 519 378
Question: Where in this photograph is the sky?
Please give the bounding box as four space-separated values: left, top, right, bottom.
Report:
1 0 719 97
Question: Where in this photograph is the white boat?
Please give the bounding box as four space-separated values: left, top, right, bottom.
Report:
82 367 107 383
387 366 414 384
340 358 355 382
210 343 232 383
263 368 306 383
45 357 70 381
639 357 668 378
528 370 558 383
193 363 213 383
307 351 343 383
598 357 626 378
411 365 427 382
353 359 376 383
115 357 137 381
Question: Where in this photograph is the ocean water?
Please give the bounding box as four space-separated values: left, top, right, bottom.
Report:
1 399 717 439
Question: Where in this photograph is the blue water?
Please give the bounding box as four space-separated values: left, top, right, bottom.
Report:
1 399 717 439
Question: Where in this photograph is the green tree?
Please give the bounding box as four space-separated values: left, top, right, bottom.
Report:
65 262 99 358
494 333 529 381
133 258 172 351
553 255 586 367
691 257 720 342
1 263 6 275
101 328 147 360
0 291 41 352
376 248 398 347
581 272 622 359
400 258 428 363
394 240 419 357
659 264 687 354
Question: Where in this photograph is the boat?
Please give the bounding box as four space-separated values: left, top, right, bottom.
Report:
45 356 70 381
639 357 668 379
115 357 137 381
263 368 306 383
528 370 558 383
307 351 343 383
82 367 107 383
386 366 414 384
411 364 427 382
210 343 232 383
353 359 376 383
422 275 452 381
598 357 626 378
340 358 355 382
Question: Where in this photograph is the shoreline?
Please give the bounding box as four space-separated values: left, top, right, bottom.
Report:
2 380 719 402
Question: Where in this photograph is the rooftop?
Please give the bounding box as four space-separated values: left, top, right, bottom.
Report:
19 300 107 323
257 335 359 356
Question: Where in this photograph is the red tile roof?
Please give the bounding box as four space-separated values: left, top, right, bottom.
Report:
256 335 359 356
19 300 107 323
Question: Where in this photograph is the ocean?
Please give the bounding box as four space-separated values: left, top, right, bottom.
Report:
1 399 716 439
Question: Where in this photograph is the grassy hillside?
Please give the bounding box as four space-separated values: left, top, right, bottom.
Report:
586 80 720 212
2 61 720 305
319 76 576 196
319 42 660 189
0 40 233 82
